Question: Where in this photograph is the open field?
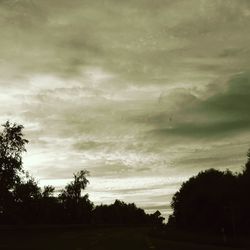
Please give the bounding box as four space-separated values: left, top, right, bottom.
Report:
0 226 246 250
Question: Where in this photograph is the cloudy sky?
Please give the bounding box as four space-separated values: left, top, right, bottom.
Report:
1 0 250 218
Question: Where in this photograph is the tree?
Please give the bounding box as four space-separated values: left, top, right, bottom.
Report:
242 149 250 177
59 170 92 223
13 177 42 223
150 210 165 226
42 185 55 198
0 121 28 216
169 169 237 233
14 177 41 203
60 170 89 203
238 150 250 232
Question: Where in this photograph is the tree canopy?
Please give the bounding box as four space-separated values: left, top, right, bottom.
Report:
168 155 250 235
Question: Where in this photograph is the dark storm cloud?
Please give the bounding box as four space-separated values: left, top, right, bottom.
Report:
149 73 250 139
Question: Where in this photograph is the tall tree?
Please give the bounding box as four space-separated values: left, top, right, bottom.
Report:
0 121 28 215
59 170 92 223
60 170 89 203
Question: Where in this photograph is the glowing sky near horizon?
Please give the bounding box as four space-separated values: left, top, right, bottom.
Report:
1 0 250 219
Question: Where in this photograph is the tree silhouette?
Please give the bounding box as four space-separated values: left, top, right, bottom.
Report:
92 200 163 226
59 170 89 203
169 169 237 233
59 170 93 223
42 185 55 198
13 177 42 223
242 149 250 177
0 121 28 221
14 177 41 203
237 151 250 233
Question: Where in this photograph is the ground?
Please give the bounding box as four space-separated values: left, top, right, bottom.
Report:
0 226 245 250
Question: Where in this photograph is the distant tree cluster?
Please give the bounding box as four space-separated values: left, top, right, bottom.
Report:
0 121 163 226
93 200 164 225
168 154 250 235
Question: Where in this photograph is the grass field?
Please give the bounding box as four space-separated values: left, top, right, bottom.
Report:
0 226 246 250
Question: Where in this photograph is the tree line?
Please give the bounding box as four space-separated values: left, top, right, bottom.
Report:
0 121 164 225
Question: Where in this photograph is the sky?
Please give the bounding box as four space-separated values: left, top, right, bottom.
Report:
1 0 250 219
